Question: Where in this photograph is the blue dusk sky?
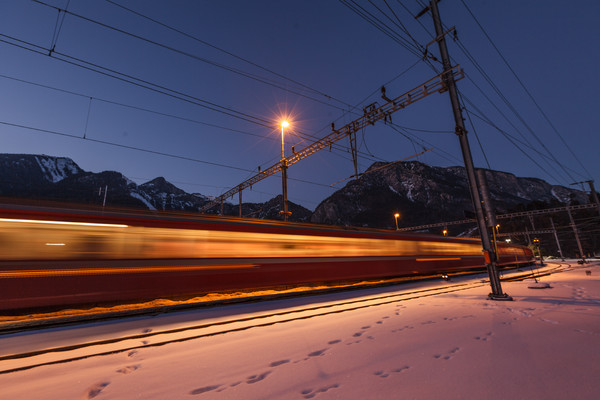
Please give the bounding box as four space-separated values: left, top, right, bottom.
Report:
1 0 598 210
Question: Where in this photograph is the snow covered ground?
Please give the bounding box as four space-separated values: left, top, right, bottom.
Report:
1 261 599 400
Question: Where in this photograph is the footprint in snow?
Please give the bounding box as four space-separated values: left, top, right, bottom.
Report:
392 325 415 333
474 332 493 341
85 381 110 399
116 364 141 374
246 371 271 384
434 347 460 360
301 383 340 399
142 328 152 333
308 349 327 357
269 359 290 367
127 350 138 358
190 385 222 395
328 339 341 345
374 366 410 377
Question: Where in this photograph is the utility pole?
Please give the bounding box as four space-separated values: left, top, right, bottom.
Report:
426 0 509 300
528 215 536 231
588 180 599 207
566 207 585 261
280 160 290 221
549 217 565 260
586 180 599 219
571 180 600 218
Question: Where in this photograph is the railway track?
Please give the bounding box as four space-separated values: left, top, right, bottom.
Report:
0 262 572 375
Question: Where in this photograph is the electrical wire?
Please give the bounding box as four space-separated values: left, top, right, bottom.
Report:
0 33 273 128
104 0 352 110
0 119 338 193
396 0 585 185
33 0 353 113
0 73 279 143
459 0 592 179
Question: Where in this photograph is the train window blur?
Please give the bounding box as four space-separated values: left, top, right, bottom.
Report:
0 217 528 262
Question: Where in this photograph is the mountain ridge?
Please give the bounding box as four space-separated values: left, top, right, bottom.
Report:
0 154 590 229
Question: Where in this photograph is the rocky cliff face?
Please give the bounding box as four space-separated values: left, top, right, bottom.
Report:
311 161 589 229
0 154 590 228
0 154 83 197
0 154 312 221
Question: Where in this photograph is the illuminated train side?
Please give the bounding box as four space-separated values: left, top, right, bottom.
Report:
0 205 534 312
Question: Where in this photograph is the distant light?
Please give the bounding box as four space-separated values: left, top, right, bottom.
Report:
281 120 290 128
45 243 66 246
394 213 400 218
0 218 128 228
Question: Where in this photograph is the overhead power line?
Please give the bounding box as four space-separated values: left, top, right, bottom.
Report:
459 0 592 179
33 0 353 112
201 66 465 212
0 119 337 192
104 0 351 109
0 33 273 128
365 0 584 186
0 73 274 142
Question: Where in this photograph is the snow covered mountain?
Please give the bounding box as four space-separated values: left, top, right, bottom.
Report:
0 154 591 228
311 161 590 229
0 154 82 196
0 154 311 221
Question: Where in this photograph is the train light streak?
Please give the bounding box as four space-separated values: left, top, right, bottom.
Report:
0 218 128 228
0 205 534 312
0 264 260 278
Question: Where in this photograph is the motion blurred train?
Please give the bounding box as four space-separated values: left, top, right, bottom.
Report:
0 204 534 312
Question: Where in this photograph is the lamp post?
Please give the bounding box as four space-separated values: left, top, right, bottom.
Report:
443 229 448 236
281 120 289 159
533 238 544 265
394 213 400 230
280 120 291 222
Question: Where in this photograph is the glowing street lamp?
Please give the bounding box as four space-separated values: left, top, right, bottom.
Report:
394 213 400 230
443 229 448 236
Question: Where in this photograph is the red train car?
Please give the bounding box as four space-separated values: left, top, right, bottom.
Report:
0 204 534 312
